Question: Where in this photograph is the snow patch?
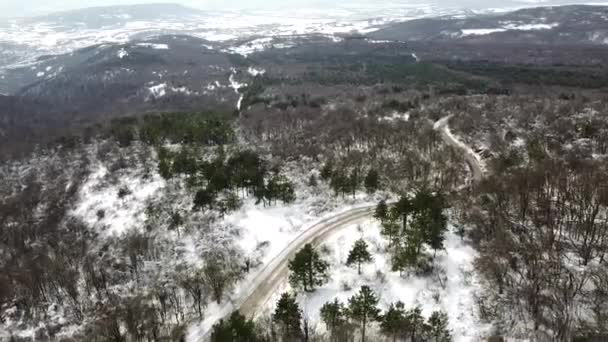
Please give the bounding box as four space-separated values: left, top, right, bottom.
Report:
247 67 266 76
381 111 410 122
136 43 170 50
171 86 196 95
148 83 167 98
229 72 247 110
36 71 45 77
260 220 491 341
117 47 129 59
460 22 559 36
71 164 165 236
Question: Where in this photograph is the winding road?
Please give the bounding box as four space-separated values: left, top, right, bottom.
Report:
188 116 484 341
188 206 375 342
433 115 484 182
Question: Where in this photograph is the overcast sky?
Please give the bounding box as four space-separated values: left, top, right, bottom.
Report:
0 0 584 18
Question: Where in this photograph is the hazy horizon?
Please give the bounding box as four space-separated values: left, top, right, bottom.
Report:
0 0 596 18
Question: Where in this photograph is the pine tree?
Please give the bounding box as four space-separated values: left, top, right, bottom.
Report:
308 174 318 187
426 311 451 342
404 307 427 342
288 244 329 292
380 302 407 342
330 169 348 197
392 195 413 234
346 239 373 275
193 188 215 212
381 219 401 248
364 169 379 194
158 158 172 180
373 200 388 223
211 311 259 342
391 244 418 276
321 161 333 181
172 148 197 175
348 169 360 198
425 211 448 258
273 292 303 340
320 299 347 342
347 286 381 342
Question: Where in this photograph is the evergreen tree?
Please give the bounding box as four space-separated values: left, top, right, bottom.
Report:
308 174 318 187
413 189 448 259
330 169 348 198
391 245 419 276
374 200 389 223
168 210 183 236
392 195 413 234
381 219 401 249
320 299 348 342
273 292 303 340
348 169 360 198
404 307 427 342
172 148 197 175
424 211 448 258
364 169 379 194
426 311 451 342
193 188 215 212
158 158 173 180
211 311 259 342
227 150 267 196
267 175 296 205
380 302 407 342
346 239 373 275
288 244 329 292
321 161 333 181
347 286 381 342
404 212 428 264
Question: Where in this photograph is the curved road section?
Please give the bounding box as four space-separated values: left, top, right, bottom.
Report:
433 116 484 182
188 205 375 342
189 117 484 341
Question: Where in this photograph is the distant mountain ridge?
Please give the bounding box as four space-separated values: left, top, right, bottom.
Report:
25 3 209 29
371 5 608 45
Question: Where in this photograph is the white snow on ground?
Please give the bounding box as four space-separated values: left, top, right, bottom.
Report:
117 47 129 59
229 72 247 110
381 111 410 122
460 22 559 36
1 4 527 69
148 83 167 98
461 28 508 36
260 219 491 341
187 165 390 340
171 86 196 95
412 52 420 62
71 163 165 236
136 43 170 49
247 67 266 76
36 71 44 77
228 37 274 56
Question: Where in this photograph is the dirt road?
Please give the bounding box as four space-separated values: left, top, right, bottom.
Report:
434 116 484 182
188 205 375 341
189 117 483 341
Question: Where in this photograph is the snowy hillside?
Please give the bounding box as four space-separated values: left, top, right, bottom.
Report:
0 2 556 71
248 218 491 341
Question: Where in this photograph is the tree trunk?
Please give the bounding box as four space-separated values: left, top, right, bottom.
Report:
361 318 366 342
308 253 314 291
